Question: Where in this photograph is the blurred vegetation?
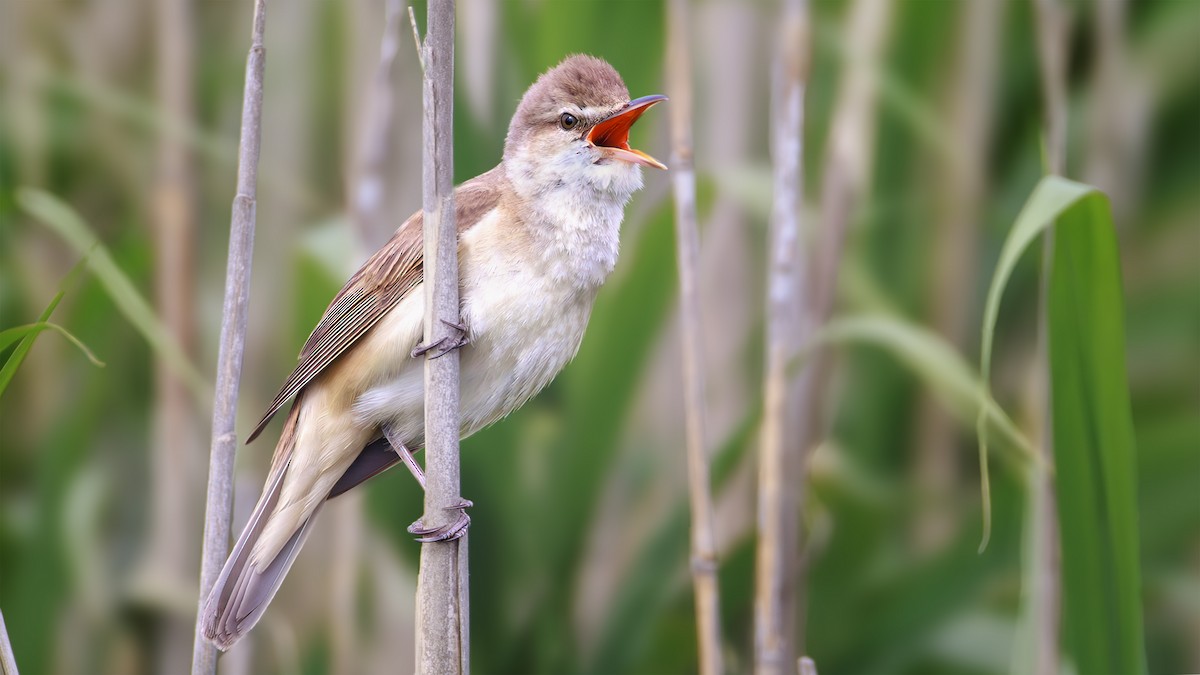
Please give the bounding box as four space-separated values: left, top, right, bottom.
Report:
1 0 1197 674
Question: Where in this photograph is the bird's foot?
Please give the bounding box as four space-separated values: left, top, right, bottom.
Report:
410 319 470 359
408 499 473 543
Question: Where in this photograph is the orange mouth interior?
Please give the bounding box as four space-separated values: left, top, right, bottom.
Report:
586 95 667 170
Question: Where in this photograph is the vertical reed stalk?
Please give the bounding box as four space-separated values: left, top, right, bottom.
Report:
151 0 198 667
794 0 889 651
332 4 406 672
0 609 17 675
755 0 808 672
1024 0 1069 672
191 1 268 672
756 0 889 669
666 0 723 673
414 2 467 673
350 0 405 248
1085 0 1138 224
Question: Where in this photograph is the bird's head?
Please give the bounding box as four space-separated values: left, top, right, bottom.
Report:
504 55 666 202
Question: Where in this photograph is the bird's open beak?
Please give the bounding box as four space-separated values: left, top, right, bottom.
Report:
587 94 668 170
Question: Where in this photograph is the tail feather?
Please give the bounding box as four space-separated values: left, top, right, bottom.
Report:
200 408 399 649
200 460 324 650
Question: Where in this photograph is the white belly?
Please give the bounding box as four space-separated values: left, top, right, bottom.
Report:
349 211 599 447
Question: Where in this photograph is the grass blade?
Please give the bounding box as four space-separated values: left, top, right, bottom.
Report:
813 315 1037 471
0 253 96 396
16 187 209 400
1047 187 1146 675
0 322 105 386
0 293 65 398
979 175 1147 674
977 176 1093 547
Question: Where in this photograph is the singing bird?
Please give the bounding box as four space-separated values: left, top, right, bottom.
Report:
201 55 666 649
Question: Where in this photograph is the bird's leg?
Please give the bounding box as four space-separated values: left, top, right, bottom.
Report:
410 318 470 359
382 424 472 542
382 424 425 490
407 499 473 543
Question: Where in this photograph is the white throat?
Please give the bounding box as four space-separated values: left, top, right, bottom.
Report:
505 148 643 289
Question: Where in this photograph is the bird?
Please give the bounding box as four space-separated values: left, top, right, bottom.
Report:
200 54 666 650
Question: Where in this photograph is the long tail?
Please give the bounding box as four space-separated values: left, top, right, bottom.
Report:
199 454 325 651
200 411 403 650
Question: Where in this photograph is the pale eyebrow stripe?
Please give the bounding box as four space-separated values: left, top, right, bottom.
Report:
565 105 612 121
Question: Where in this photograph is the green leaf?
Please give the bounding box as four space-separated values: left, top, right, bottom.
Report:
812 314 1036 471
0 322 105 378
1047 185 1147 675
0 295 66 397
15 187 209 400
980 175 1147 675
0 254 92 396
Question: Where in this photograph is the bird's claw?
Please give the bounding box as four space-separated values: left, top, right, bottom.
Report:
408 499 473 542
410 319 470 359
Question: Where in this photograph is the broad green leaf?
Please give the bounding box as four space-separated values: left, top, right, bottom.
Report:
16 188 209 401
1047 185 1147 675
980 175 1147 675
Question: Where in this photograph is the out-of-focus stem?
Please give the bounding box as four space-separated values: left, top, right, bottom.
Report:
666 0 724 673
1035 0 1068 177
761 0 890 668
457 0 497 127
912 0 1001 553
330 492 364 675
332 4 406 672
1023 0 1070 673
150 0 198 668
350 0 404 249
755 0 808 672
414 2 467 673
190 1 268 673
1086 0 1141 226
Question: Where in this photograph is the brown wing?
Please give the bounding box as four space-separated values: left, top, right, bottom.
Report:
246 168 506 444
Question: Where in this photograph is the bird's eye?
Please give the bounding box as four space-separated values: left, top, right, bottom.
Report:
559 112 579 130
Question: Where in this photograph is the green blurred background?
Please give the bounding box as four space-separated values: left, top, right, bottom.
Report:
1 0 1197 673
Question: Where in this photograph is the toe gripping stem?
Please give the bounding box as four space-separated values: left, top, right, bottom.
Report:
408 499 473 543
411 319 469 360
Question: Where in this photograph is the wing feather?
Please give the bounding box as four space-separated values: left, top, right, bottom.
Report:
246 170 505 444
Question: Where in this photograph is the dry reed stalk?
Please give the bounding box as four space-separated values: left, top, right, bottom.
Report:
755 0 809 672
666 0 724 673
0 609 17 675
756 0 891 669
149 0 199 667
331 4 407 671
1026 0 1070 672
792 0 890 637
408 6 426 71
190 1 268 672
350 0 405 248
457 0 498 127
337 0 409 667
414 2 468 673
1085 0 1140 224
